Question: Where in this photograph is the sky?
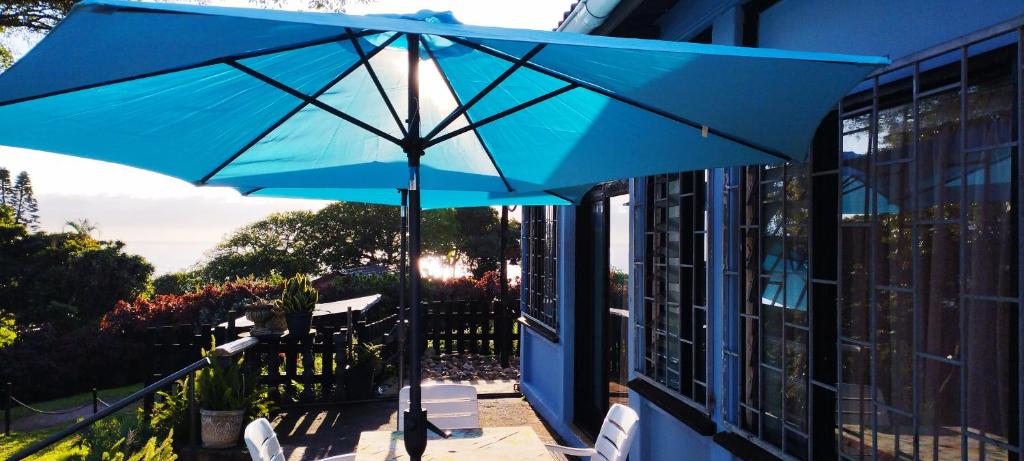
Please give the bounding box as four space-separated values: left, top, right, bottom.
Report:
0 0 575 275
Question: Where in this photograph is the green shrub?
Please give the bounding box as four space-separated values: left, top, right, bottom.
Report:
197 353 246 412
100 430 177 461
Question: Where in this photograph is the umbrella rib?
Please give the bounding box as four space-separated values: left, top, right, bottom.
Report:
542 189 574 204
443 36 794 163
0 29 380 108
422 43 546 142
197 33 403 185
227 61 403 146
242 187 264 196
425 83 576 148
421 40 513 193
347 28 408 138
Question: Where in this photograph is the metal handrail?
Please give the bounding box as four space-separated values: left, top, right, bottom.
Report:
8 337 257 461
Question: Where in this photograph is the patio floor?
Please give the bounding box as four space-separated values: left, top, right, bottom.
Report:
273 397 561 461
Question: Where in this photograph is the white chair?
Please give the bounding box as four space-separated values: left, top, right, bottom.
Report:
398 384 480 431
545 404 639 461
245 418 355 461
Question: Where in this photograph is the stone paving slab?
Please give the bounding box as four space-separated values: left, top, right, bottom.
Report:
273 397 559 461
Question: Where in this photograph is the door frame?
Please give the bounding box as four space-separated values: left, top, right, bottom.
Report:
572 180 628 439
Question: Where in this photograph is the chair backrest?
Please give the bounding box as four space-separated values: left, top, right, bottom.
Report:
245 418 285 461
594 404 640 461
398 384 480 431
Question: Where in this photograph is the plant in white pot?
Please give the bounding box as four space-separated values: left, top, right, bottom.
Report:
197 351 247 449
278 274 318 336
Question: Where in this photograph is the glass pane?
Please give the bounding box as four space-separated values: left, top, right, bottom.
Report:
811 282 839 386
919 358 962 460
917 224 960 359
965 299 1019 455
839 343 872 458
966 40 1015 148
740 317 760 408
877 103 914 162
875 162 913 287
917 90 962 221
763 283 784 369
869 409 914 461
964 147 1017 298
763 366 784 446
841 226 871 341
784 327 809 431
877 290 913 413
842 113 872 222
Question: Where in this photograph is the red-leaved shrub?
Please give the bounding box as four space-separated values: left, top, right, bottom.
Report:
101 279 281 334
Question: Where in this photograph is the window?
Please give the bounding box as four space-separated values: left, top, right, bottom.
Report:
723 159 821 460
836 33 1020 461
522 205 559 335
635 172 710 409
724 30 1021 461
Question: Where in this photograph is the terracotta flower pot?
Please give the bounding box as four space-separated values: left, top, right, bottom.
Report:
200 409 245 448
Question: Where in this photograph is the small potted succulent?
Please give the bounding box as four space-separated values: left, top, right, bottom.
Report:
279 274 318 336
198 350 247 448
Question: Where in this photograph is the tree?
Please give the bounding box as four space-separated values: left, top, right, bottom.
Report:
203 210 319 281
0 167 11 206
309 202 401 271
65 218 97 237
11 170 39 229
453 207 521 277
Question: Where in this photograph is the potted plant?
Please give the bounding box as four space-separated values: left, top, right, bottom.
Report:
197 351 247 448
345 338 389 399
244 299 286 338
278 274 318 336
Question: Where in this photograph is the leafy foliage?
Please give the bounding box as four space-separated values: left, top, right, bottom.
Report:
198 351 247 411
99 430 177 461
200 203 522 281
203 211 319 282
0 309 14 348
0 324 146 402
151 269 208 296
278 273 318 314
0 168 39 229
100 277 281 334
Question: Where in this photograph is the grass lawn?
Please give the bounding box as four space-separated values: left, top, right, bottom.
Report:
0 424 87 460
10 383 143 421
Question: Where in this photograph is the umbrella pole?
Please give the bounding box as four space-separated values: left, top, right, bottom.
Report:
403 33 428 461
499 206 510 368
398 189 408 391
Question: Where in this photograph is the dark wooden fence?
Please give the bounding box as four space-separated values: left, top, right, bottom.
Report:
423 300 518 356
143 298 520 406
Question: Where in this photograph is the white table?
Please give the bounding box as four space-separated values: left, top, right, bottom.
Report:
354 426 551 460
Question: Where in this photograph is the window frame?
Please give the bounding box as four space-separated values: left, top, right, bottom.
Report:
721 23 1024 461
632 172 713 415
521 205 560 339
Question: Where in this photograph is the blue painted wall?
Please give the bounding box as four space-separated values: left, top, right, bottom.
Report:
521 1 1024 460
519 207 586 448
758 0 1024 58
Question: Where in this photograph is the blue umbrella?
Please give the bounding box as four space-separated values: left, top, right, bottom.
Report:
0 1 887 457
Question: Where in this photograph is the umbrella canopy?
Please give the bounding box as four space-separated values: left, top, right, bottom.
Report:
0 2 887 458
242 186 582 209
0 0 886 199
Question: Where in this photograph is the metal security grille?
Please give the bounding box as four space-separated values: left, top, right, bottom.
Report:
835 30 1021 461
724 24 1023 461
522 206 559 334
636 172 710 409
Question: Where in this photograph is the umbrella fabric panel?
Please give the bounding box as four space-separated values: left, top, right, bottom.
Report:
0 1 350 103
0 0 888 194
0 64 309 182
246 187 572 209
